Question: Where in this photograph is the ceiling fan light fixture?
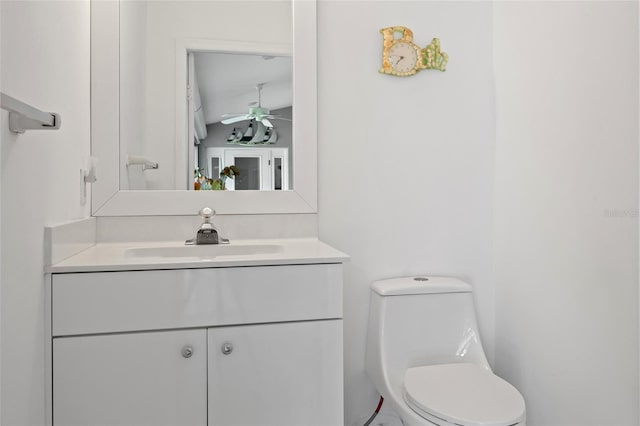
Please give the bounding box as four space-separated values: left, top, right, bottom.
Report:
221 82 288 127
261 118 273 128
249 106 270 116
226 120 278 146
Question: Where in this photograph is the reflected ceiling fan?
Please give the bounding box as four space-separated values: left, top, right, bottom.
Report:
220 83 291 128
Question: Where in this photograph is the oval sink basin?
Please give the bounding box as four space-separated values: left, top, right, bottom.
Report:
124 244 283 259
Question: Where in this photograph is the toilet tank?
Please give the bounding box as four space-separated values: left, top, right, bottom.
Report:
365 276 490 393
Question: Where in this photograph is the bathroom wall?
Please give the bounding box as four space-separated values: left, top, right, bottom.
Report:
0 2 91 425
493 2 639 425
316 2 496 424
119 0 148 189
0 3 637 426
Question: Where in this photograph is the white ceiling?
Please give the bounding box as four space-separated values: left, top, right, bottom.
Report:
193 52 292 125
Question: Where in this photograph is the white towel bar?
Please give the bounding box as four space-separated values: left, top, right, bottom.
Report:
127 155 159 171
1 92 61 134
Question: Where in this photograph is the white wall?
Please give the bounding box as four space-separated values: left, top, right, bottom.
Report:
493 2 639 425
0 1 91 425
317 2 496 424
119 0 148 190
0 3 637 426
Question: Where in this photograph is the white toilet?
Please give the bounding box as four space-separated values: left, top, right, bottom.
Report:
365 276 526 426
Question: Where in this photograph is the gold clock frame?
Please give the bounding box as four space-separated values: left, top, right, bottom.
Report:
379 26 448 76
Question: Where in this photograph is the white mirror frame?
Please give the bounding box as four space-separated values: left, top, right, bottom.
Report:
91 0 317 216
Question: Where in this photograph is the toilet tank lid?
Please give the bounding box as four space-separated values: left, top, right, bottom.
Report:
371 276 471 296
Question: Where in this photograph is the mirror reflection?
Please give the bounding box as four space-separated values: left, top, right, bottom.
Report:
192 52 292 191
118 0 293 191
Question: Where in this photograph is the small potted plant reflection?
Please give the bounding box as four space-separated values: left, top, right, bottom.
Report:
194 165 240 190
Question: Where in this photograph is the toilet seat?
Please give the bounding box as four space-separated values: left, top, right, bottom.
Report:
403 363 525 426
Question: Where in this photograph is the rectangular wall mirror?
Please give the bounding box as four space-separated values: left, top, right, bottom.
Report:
91 0 317 216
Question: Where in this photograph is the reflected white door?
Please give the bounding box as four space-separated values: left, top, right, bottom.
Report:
223 149 269 190
209 155 222 181
205 147 288 190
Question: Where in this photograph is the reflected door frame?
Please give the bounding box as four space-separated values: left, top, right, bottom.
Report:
205 147 288 191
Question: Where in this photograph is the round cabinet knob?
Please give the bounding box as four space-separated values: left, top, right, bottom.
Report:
182 346 194 358
199 207 215 219
221 342 233 355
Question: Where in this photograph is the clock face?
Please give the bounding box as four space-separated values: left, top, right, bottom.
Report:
388 42 418 75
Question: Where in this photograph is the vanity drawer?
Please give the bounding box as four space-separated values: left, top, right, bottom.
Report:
52 264 342 336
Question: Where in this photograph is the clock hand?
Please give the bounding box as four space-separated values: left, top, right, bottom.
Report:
390 55 404 66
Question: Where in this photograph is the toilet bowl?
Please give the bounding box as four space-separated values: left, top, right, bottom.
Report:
365 276 526 426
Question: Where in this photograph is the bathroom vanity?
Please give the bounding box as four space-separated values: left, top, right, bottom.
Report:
66 0 338 422
45 239 347 426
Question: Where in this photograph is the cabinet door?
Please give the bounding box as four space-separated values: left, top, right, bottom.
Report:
53 329 207 426
208 320 343 426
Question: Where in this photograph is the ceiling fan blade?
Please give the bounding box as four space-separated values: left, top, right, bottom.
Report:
268 116 292 122
221 114 251 124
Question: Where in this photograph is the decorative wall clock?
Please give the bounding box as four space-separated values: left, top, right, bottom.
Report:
379 26 448 76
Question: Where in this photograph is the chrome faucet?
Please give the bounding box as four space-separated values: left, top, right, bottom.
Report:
186 208 229 245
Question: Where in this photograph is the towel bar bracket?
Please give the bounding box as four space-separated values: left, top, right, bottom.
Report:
1 93 62 134
9 112 61 134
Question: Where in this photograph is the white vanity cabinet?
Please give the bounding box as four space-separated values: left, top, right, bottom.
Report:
53 329 208 426
48 263 344 426
208 320 342 426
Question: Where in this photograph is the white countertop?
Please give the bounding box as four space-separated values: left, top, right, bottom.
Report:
46 238 349 273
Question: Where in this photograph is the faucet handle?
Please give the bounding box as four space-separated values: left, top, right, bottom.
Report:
199 207 215 221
